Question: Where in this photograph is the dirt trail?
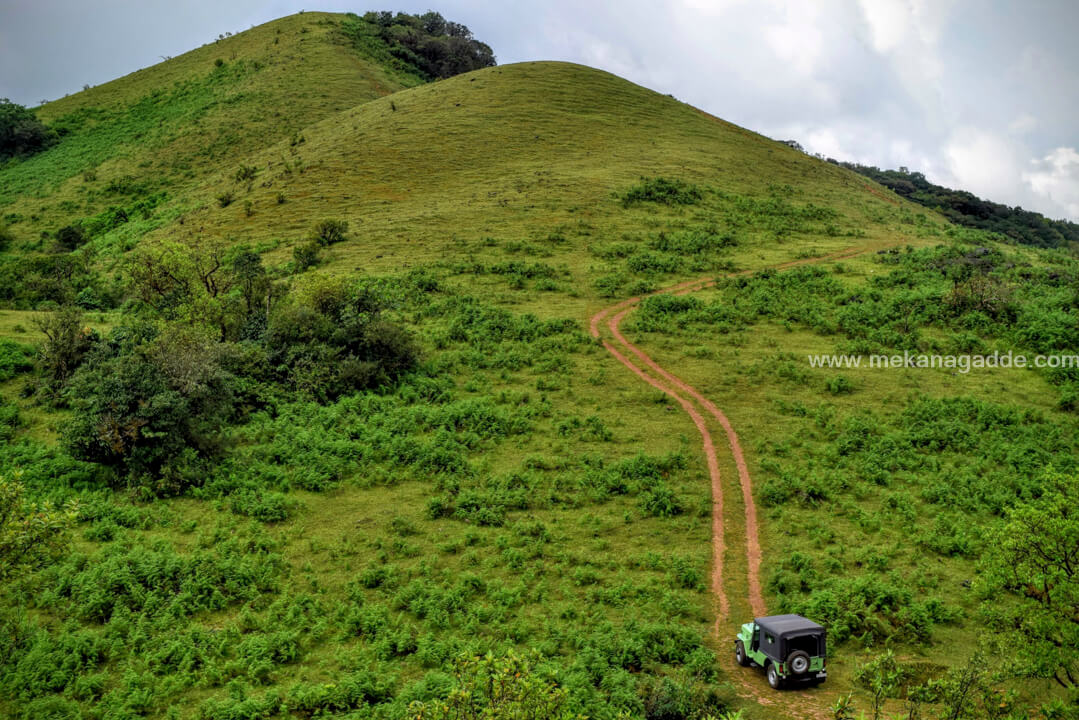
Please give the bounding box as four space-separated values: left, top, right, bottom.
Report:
590 247 885 719
591 327 730 620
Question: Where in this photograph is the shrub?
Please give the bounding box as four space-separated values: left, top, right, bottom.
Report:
292 241 321 271
234 164 257 183
826 375 854 394
0 98 55 159
229 489 292 522
0 474 78 579
61 325 234 492
265 279 419 400
54 224 87 251
34 307 96 390
0 339 34 381
311 219 349 246
621 177 704 207
639 483 683 518
0 224 14 251
410 652 573 720
0 398 20 442
216 191 234 208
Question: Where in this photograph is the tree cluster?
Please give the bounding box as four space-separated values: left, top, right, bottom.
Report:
0 99 55 160
344 11 496 81
835 161 1079 248
37 236 418 494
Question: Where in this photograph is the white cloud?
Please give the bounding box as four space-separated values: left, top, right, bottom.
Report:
764 4 824 76
1008 113 1037 134
858 0 910 53
943 128 1022 200
1023 147 1079 220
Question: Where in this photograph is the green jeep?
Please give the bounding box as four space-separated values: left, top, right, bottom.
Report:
735 614 827 689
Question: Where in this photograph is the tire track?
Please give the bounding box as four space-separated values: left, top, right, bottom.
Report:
592 247 899 720
590 325 730 620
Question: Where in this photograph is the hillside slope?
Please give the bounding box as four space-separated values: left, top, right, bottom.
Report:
158 61 922 277
0 12 414 244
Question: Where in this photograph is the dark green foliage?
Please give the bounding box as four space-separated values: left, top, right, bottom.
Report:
621 177 704 207
216 191 234 208
0 99 55 159
342 11 496 83
310 218 348 246
0 339 34 381
62 326 234 492
0 252 116 308
34 307 96 390
54 224 87 252
265 279 419 400
837 162 1079 247
0 400 18 443
0 225 13 251
291 241 321 271
638 674 730 720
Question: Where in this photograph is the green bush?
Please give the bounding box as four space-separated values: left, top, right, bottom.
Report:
0 339 34 381
292 241 321 271
311 219 349 246
0 399 20 442
639 483 683 518
0 99 55 159
34 307 96 390
0 224 15 251
621 177 704 207
265 278 418 400
54 224 87 251
62 325 234 492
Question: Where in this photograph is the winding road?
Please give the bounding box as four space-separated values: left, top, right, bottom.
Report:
590 248 878 719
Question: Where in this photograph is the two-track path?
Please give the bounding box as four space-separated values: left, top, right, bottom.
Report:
590 247 880 719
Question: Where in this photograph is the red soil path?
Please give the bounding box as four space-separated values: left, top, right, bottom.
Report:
589 247 884 719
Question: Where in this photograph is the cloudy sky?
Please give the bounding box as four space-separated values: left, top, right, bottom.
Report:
2 0 1077 220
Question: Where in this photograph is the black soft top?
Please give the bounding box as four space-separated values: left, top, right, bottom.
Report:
755 614 825 639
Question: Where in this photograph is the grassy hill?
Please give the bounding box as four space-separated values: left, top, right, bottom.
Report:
0 12 415 249
1 12 1075 720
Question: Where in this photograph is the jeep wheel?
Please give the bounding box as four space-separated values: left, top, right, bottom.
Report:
787 650 810 675
767 663 782 689
735 640 750 667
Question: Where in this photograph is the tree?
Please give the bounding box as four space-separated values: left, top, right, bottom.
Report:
55 224 88 251
62 324 234 493
0 473 78 579
0 98 55 159
126 237 242 339
981 471 1079 691
34 306 97 390
265 277 419 401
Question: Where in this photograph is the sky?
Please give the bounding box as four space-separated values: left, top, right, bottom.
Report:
2 0 1077 221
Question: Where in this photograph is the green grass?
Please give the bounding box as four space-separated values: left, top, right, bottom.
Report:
0 13 409 248
0 13 1068 719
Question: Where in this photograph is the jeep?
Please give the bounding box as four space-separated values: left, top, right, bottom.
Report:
735 614 827 689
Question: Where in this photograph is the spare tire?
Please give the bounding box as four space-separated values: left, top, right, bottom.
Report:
787 650 810 675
